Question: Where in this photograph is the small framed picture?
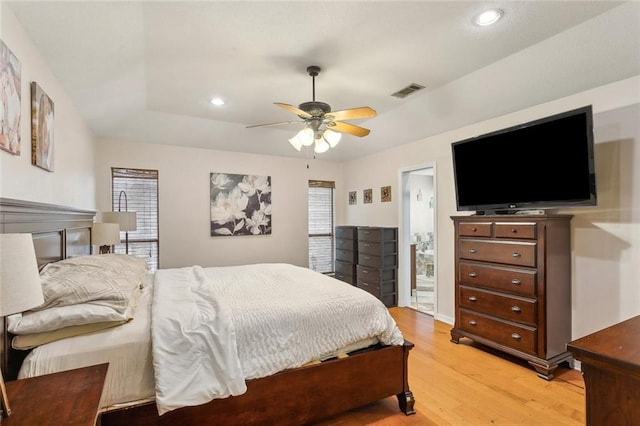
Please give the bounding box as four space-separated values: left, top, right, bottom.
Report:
348 191 357 205
381 186 392 202
363 188 372 204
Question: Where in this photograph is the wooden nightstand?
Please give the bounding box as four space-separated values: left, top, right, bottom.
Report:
3 363 107 426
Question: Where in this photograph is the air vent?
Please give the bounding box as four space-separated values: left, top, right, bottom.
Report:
391 83 425 99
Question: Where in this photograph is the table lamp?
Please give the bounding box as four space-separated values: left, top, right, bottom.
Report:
102 190 137 254
91 223 121 254
0 233 45 419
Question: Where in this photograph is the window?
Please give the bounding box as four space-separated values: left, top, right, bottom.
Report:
308 180 335 273
111 168 159 271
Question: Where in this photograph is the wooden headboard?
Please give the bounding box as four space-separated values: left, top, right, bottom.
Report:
0 197 95 380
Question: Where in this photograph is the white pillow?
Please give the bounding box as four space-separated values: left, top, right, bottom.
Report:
8 303 132 334
35 254 147 313
9 277 145 335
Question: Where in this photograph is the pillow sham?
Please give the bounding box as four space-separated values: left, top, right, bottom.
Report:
8 289 138 335
11 320 130 350
35 254 147 313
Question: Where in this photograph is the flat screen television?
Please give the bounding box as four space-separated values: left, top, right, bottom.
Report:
451 105 596 215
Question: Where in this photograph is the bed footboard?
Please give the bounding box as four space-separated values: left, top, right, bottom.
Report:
101 340 414 425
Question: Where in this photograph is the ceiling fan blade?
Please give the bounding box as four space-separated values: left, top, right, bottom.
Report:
329 121 371 137
246 120 299 129
326 106 377 121
274 102 312 118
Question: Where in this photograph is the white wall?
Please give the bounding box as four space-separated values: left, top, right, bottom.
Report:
0 5 95 209
343 75 640 339
95 140 344 269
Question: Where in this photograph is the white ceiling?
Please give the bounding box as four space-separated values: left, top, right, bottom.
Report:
6 1 640 162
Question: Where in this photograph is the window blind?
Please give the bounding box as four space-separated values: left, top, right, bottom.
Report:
308 180 335 274
111 168 159 271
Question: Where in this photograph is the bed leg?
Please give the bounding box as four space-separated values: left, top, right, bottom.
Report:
397 389 416 415
398 340 416 415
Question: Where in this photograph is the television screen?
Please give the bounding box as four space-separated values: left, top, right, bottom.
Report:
451 105 596 214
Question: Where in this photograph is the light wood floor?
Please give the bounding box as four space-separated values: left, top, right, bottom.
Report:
318 307 585 425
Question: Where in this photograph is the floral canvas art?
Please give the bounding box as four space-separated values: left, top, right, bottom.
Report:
210 173 272 236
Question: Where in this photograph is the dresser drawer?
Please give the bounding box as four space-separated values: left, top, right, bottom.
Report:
336 238 356 251
336 248 357 263
459 222 492 237
334 272 355 285
495 222 537 240
358 252 397 268
357 227 397 242
356 265 396 285
459 239 536 267
335 260 356 276
459 285 537 326
359 240 396 256
459 261 536 296
357 276 396 296
459 309 537 355
335 226 357 240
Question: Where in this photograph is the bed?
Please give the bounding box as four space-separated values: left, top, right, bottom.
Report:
0 197 415 425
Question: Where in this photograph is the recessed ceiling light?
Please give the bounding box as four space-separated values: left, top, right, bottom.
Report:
210 97 225 106
474 9 503 26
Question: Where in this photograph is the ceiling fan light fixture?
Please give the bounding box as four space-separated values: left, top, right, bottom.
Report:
295 127 315 146
288 136 303 151
314 138 330 154
323 129 342 147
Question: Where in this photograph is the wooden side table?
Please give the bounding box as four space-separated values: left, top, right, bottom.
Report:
3 363 108 426
567 315 640 425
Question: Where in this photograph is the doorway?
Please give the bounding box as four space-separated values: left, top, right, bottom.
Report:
400 165 436 315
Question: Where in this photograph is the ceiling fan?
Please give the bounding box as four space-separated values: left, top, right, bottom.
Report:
246 65 377 153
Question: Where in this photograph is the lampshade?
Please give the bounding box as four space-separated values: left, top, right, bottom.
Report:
92 223 121 246
322 129 342 147
0 233 44 316
297 127 315 147
102 211 137 232
288 136 303 151
314 138 330 153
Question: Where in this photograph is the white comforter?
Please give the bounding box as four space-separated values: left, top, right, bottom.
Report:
151 263 404 415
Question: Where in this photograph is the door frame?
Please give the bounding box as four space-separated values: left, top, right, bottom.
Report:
398 163 437 311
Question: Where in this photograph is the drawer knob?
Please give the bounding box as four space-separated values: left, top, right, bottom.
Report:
511 306 521 313
511 228 517 233
469 248 477 254
511 333 521 340
511 279 521 285
471 227 477 232
468 272 477 278
512 252 521 258
468 296 477 302
468 320 477 326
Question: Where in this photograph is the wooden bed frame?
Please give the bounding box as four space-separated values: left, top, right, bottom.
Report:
0 197 415 425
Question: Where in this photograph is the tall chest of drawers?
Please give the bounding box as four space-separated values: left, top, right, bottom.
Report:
356 226 398 307
335 226 358 285
450 215 572 380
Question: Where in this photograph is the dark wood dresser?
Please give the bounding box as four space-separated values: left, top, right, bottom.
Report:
335 226 358 285
450 215 572 379
567 315 640 425
356 227 398 307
